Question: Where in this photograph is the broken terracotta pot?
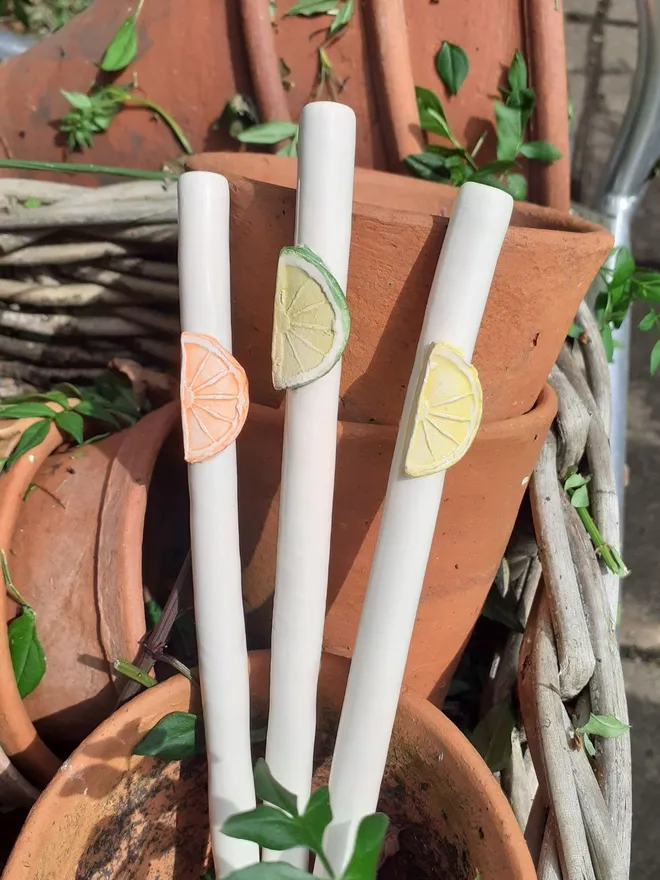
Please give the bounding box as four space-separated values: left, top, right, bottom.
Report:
0 402 184 787
187 159 611 427
3 651 536 880
238 387 557 704
0 0 569 210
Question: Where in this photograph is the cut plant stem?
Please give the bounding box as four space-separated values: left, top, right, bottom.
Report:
113 658 156 689
316 183 513 877
0 548 28 606
124 95 193 155
265 102 356 871
0 159 176 180
574 504 629 576
178 171 257 877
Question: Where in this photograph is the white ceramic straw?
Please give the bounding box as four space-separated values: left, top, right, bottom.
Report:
264 102 356 868
317 182 514 876
178 171 258 878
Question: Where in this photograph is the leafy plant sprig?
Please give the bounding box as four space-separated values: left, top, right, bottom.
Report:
406 49 561 200
60 82 192 154
220 759 388 880
221 95 300 157
577 246 660 374
573 712 630 758
1 549 46 699
0 371 144 475
283 0 355 39
563 470 629 577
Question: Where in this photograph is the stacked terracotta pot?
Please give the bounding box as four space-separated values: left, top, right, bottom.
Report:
182 156 610 705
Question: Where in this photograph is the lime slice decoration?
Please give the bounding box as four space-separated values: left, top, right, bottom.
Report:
271 245 350 391
404 342 482 478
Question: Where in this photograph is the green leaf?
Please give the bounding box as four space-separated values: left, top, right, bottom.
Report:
582 731 596 757
21 197 42 209
435 41 469 95
276 136 299 157
651 340 660 376
222 805 305 851
284 0 337 15
415 86 451 139
601 323 615 362
564 472 588 491
225 864 314 880
133 711 204 759
328 0 354 35
61 89 92 111
8 606 46 699
404 152 451 182
237 122 299 144
254 758 299 815
518 140 562 162
567 321 584 338
489 172 527 201
494 102 522 161
54 409 85 445
0 402 57 419
576 712 630 738
301 787 332 853
100 16 138 72
145 598 162 629
638 310 657 331
571 484 590 508
341 813 389 880
470 701 515 773
611 247 636 287
74 399 120 427
507 50 528 94
6 419 50 469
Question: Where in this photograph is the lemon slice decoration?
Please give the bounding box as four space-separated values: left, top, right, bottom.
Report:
272 245 350 391
404 342 483 478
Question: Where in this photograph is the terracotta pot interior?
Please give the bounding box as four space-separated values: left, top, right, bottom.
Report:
31 677 502 879
141 424 190 610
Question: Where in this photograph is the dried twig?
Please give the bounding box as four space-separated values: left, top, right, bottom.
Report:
530 432 595 698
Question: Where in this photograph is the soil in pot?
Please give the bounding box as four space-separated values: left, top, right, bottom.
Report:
3 652 534 879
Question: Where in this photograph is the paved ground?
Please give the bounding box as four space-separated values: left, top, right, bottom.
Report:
565 0 660 874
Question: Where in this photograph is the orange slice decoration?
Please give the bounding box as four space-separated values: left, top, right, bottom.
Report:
180 331 249 464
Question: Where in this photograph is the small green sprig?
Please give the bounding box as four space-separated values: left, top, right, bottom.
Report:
59 83 192 154
406 49 561 200
220 760 388 880
563 470 629 577
573 712 630 758
2 549 46 699
0 371 144 475
583 246 660 374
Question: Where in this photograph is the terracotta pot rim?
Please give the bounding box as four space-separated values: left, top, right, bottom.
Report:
0 421 66 785
0 403 178 789
248 382 556 441
206 155 606 239
6 650 532 879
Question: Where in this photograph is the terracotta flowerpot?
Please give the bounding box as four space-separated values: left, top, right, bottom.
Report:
187 160 610 427
239 387 556 704
3 652 535 880
0 0 569 210
0 403 185 787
